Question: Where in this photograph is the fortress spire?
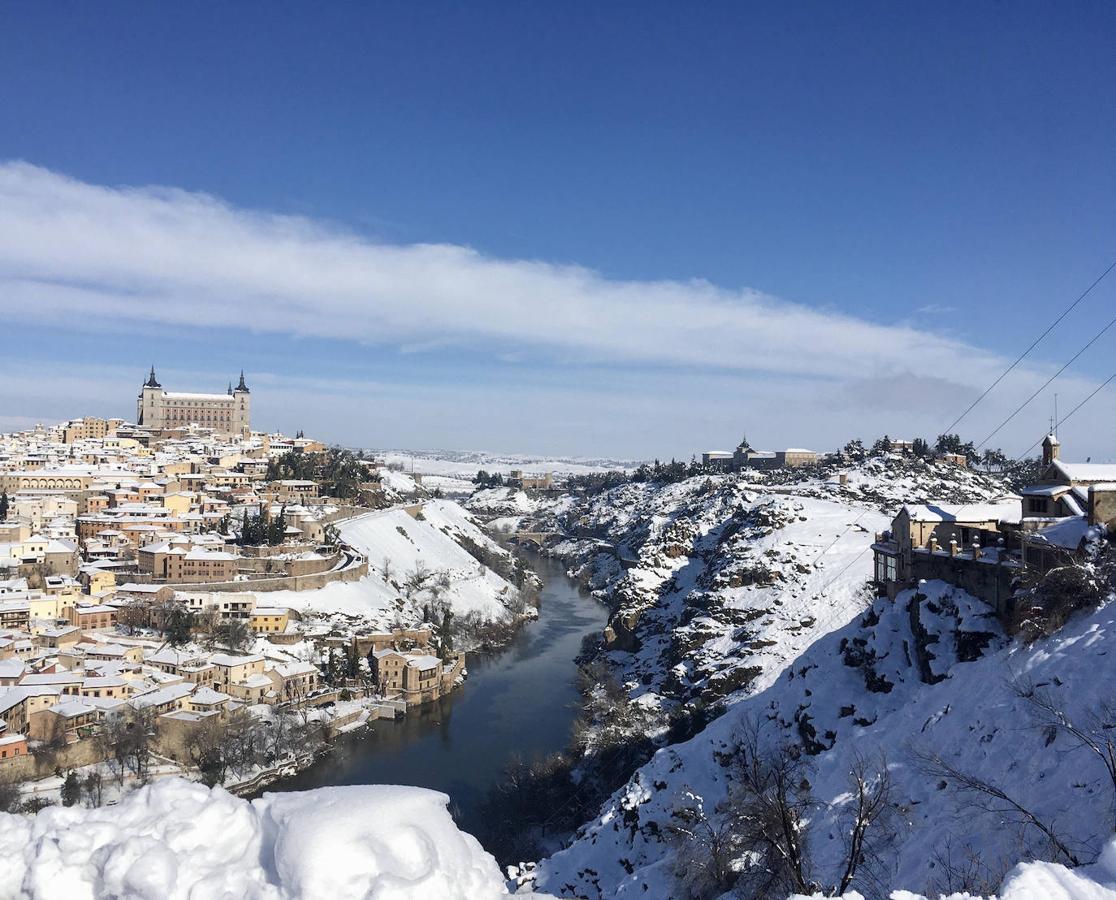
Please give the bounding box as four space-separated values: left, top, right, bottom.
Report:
144 366 161 388
236 370 249 393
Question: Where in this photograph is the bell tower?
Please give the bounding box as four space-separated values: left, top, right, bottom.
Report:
1041 433 1061 467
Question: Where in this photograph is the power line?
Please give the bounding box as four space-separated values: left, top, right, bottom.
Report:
974 309 1116 452
812 259 1116 574
940 257 1116 436
792 260 1116 613
1015 371 1116 460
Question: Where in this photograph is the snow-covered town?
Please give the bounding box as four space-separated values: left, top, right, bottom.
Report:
0 372 540 811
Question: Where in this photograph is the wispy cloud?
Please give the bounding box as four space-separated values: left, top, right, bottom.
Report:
0 162 996 379
1 162 1112 457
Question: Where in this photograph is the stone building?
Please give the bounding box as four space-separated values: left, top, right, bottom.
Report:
872 436 1116 617
136 368 251 436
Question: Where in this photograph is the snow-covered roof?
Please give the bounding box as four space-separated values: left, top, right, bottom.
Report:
163 392 235 402
209 652 263 667
1028 516 1098 550
190 687 231 705
1052 460 1116 483
184 548 238 561
1022 484 1072 497
130 682 194 709
268 660 316 678
50 699 97 718
903 499 1021 525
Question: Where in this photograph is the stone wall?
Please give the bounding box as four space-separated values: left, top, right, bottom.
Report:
0 739 106 781
910 549 1019 615
164 556 368 593
352 627 434 657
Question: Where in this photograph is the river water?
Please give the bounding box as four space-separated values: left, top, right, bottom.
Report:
267 556 608 839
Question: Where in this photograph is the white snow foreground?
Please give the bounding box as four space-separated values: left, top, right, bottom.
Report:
795 839 1116 898
0 778 553 899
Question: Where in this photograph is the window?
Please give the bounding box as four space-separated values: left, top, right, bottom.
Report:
1028 498 1047 514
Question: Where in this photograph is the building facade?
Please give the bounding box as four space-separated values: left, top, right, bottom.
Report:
136 368 251 436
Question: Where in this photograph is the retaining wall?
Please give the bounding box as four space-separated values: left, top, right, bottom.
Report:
0 739 106 781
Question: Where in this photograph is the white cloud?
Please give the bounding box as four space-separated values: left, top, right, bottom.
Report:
1 161 1113 457
0 162 1004 379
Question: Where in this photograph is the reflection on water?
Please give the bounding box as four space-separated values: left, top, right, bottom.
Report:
265 555 608 838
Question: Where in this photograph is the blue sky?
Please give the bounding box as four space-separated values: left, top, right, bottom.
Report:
1 2 1114 458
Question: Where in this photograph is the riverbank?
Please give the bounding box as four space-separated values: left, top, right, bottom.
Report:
255 555 608 852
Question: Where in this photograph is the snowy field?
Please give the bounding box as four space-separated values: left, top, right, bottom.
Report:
377 449 638 479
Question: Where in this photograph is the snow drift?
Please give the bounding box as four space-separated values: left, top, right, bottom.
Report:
0 778 551 899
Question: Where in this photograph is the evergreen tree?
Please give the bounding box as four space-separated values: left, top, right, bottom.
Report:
0 491 8 522
164 606 195 647
440 608 454 657
61 771 81 807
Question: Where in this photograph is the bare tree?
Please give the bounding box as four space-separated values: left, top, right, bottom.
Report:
404 562 431 599
82 771 104 808
834 753 895 896
381 556 395 583
930 836 1010 897
911 744 1079 866
223 707 266 777
1012 677 1116 833
723 719 816 897
265 707 299 761
98 708 154 785
665 788 742 899
116 601 149 635
185 715 229 786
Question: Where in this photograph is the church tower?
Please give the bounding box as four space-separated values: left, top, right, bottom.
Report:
232 370 251 436
137 366 165 428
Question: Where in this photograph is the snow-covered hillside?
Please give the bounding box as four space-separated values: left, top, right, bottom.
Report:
0 778 553 899
463 455 1116 898
536 584 1116 898
237 501 530 646
510 457 1011 730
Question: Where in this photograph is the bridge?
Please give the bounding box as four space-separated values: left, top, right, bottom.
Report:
512 530 559 547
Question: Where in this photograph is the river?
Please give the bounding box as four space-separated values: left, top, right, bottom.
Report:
266 555 608 840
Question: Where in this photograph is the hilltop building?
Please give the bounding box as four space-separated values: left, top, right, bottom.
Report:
137 368 251 436
872 435 1116 617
